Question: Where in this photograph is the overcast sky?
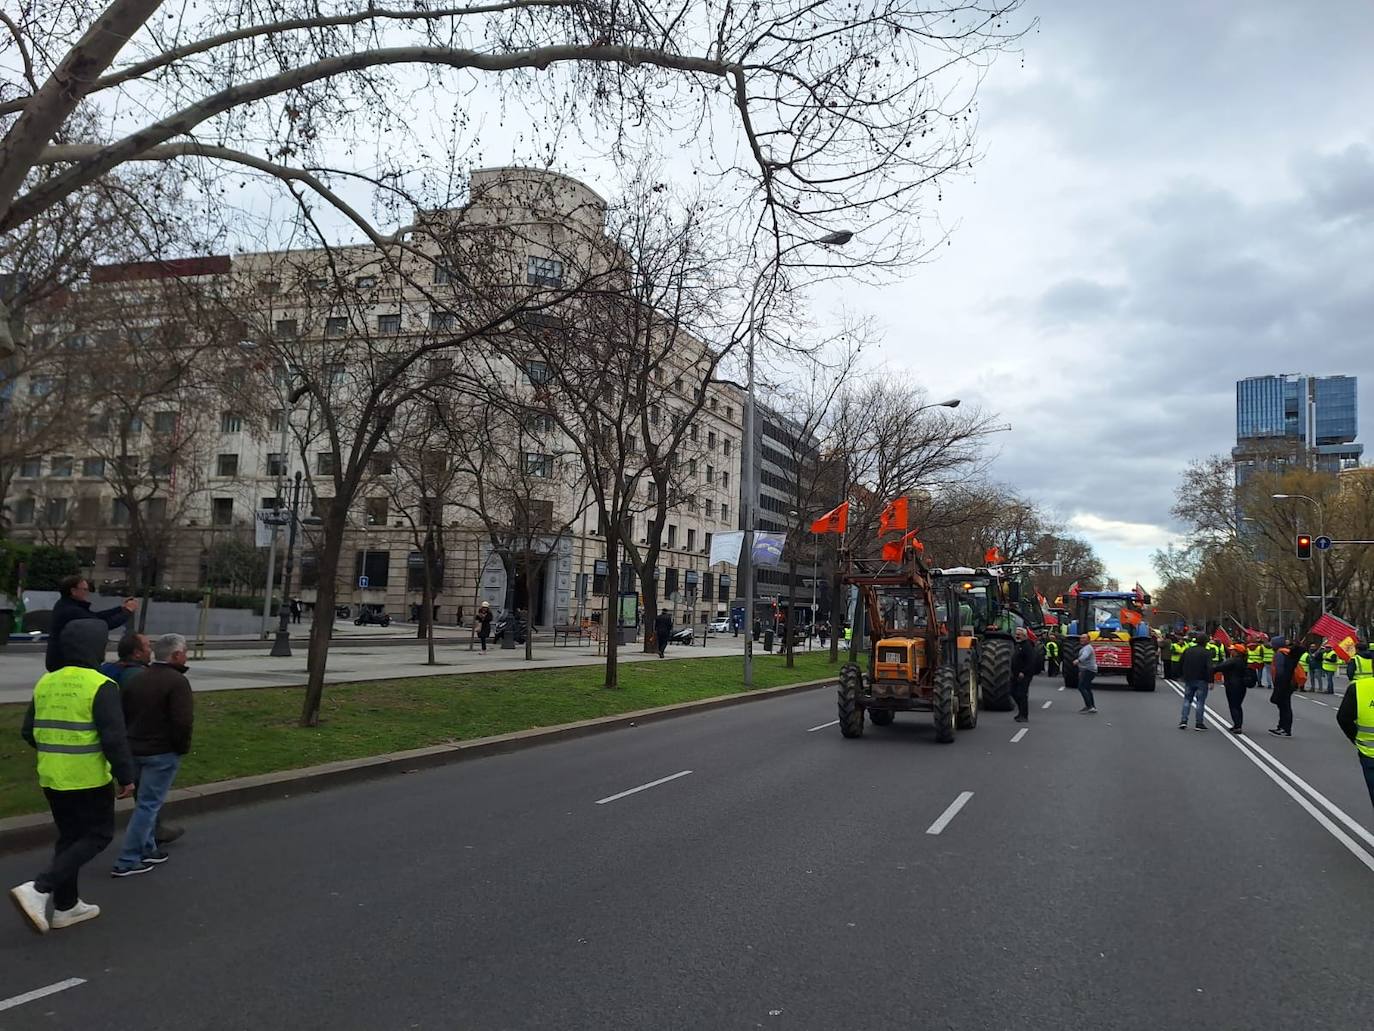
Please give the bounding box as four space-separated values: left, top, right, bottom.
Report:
808 0 1374 590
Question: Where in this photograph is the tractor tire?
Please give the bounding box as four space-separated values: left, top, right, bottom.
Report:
933 664 956 743
838 663 865 738
868 708 895 727
956 663 979 730
1131 637 1158 692
1063 653 1079 691
978 635 1015 712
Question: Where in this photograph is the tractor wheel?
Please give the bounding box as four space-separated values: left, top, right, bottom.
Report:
1131 637 1158 692
838 663 865 738
978 635 1015 712
956 663 979 730
868 708 895 727
1063 652 1079 691
932 664 956 743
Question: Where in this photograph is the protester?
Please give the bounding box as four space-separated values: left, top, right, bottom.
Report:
290 598 303 624
98 633 151 687
111 634 194 877
1268 634 1315 738
1177 633 1213 731
1044 636 1060 677
654 608 673 659
476 603 493 651
1010 627 1036 723
1335 638 1374 811
1320 643 1340 695
45 576 137 672
1213 644 1256 734
11 619 135 933
1071 634 1098 714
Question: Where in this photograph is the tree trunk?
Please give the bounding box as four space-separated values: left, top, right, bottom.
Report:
641 568 660 655
828 546 843 664
603 530 619 688
421 546 436 665
523 549 534 662
783 552 798 668
300 512 346 726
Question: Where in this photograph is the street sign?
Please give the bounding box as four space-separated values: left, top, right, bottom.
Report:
358 576 369 588
1314 535 1333 551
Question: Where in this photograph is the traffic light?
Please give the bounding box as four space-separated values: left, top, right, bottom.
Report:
1296 534 1312 560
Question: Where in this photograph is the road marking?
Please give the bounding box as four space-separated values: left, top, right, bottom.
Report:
1010 728 1028 743
0 978 87 1013
1309 699 1331 708
595 770 693 805
807 719 840 732
1041 700 1052 709
1058 685 1065 691
1165 681 1374 871
926 791 974 835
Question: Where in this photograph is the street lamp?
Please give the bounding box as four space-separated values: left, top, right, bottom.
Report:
1272 493 1326 615
742 230 853 686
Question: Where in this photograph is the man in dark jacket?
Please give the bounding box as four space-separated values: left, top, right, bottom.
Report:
1213 645 1257 734
1009 627 1036 723
654 609 673 658
11 619 135 933
1268 635 1316 738
1177 633 1213 730
45 576 137 672
98 633 150 687
111 634 194 877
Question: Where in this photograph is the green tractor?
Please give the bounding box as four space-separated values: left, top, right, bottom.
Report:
927 566 1038 713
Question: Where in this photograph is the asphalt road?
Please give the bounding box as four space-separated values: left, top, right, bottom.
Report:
2 670 1371 1030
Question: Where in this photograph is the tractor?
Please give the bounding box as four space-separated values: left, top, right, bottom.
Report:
1061 590 1158 692
836 546 979 743
927 566 1039 713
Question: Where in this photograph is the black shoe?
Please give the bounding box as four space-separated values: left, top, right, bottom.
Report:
1194 724 1207 731
142 850 170 865
110 862 154 878
154 824 184 845
1267 728 1291 737
1228 726 1243 734
1013 715 1028 723
1178 722 1188 729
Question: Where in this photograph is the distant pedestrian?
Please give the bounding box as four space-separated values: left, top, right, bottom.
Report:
1268 635 1315 738
111 634 194 878
1044 636 1060 678
11 619 135 933
1320 644 1340 694
1010 627 1035 722
98 633 151 688
1176 633 1214 731
1072 634 1098 714
1213 644 1257 734
1336 638 1374 812
290 598 302 624
476 603 493 651
654 608 673 659
45 576 138 672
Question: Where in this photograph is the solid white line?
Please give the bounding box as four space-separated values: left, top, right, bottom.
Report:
1165 681 1374 870
1058 685 1065 691
807 719 840 732
595 770 693 805
1010 728 1028 743
0 978 87 1013
1310 699 1331 708
1041 700 1052 709
926 791 974 835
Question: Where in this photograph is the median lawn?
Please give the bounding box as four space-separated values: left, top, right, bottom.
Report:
0 651 839 820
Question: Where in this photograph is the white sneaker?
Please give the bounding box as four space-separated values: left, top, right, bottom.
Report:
10 880 51 934
51 899 100 929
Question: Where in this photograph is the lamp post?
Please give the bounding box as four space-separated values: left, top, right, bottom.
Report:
1272 493 1326 615
742 230 853 687
270 471 304 657
238 340 295 642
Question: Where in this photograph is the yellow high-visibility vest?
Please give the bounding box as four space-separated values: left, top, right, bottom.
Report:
1322 650 1341 673
31 667 112 791
1352 656 1374 759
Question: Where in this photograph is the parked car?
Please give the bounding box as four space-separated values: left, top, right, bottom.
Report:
355 607 391 627
708 618 731 633
669 625 695 646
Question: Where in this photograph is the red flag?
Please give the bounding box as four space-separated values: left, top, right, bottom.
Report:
809 501 849 535
878 497 909 535
1311 612 1359 660
1133 582 1146 602
881 528 923 562
1067 581 1080 598
984 546 1004 565
1212 627 1233 646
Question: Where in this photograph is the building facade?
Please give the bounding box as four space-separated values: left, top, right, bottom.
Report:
1233 373 1362 485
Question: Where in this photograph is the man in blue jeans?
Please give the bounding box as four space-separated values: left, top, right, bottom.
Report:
1072 634 1098 714
1177 633 1213 731
111 634 194 878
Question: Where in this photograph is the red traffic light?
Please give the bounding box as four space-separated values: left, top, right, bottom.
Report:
1296 534 1312 560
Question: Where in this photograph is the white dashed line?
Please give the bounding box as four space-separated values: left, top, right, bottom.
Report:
1041 700 1052 709
595 770 693 805
926 791 974 835
807 720 840 732
1058 685 1065 691
0 978 87 1013
1010 728 1028 743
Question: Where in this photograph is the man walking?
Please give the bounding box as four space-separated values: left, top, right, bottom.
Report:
1044 636 1060 678
1268 635 1314 738
99 633 150 687
1214 644 1257 734
1072 633 1098 714
1010 627 1036 723
45 575 138 672
1177 633 1213 731
1336 638 1374 811
111 634 194 877
654 608 673 659
11 619 135 933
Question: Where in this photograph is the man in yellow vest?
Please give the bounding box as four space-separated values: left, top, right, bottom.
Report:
1044 636 1061 677
1336 639 1374 811
10 619 135 933
1320 644 1341 695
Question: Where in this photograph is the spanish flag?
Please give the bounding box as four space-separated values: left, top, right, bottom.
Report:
878 496 909 535
809 501 849 535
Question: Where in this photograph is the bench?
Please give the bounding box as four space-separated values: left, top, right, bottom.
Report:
554 624 591 646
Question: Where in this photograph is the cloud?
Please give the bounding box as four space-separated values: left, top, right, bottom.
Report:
1297 143 1374 222
1037 277 1121 324
1067 513 1173 551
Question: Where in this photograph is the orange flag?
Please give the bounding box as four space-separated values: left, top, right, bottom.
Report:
809 501 849 535
878 496 909 535
881 528 923 562
984 546 1004 565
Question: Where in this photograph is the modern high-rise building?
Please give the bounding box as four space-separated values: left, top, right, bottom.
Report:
1233 374 1362 484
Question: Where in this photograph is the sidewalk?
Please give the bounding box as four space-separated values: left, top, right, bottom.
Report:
0 629 829 704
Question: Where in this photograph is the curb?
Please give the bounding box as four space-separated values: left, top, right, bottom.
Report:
0 675 836 855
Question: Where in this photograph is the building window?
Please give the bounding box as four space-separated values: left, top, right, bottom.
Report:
524 452 554 478
688 458 697 476
650 406 661 426
216 453 239 477
13 497 34 524
261 495 282 511
704 531 713 557
378 313 402 335
687 528 697 552
112 499 131 526
28 376 54 397
369 453 394 476
708 430 717 448
325 316 349 337
148 455 172 478
407 550 444 590
721 471 729 491
524 360 551 386
267 409 285 432
427 357 453 380
220 411 243 433
690 424 699 442
667 524 678 548
317 453 336 476
723 437 732 456
726 405 734 420
144 497 167 522
82 457 105 478
526 255 564 288
526 412 554 435
266 452 287 477
354 550 390 588
706 464 714 484
325 362 346 386
433 263 455 285
665 567 679 597
721 503 729 523
356 275 378 289
306 276 330 291
107 547 129 569
706 499 715 518
429 311 455 332
365 497 388 526
648 481 658 504
311 496 332 520
275 318 297 339
50 456 73 477
211 497 234 526
151 411 176 434
18 456 41 478
76 497 100 525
